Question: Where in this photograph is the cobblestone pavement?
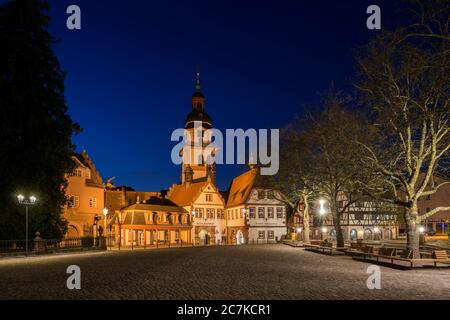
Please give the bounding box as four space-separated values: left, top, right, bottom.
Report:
0 244 449 300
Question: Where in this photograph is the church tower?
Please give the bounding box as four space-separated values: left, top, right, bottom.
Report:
181 69 216 185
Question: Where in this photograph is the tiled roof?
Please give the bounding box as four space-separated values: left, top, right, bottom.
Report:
168 181 225 207
167 181 210 207
226 168 258 208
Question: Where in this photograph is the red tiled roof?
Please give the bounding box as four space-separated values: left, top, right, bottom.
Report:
168 181 209 207
226 168 258 208
168 181 225 207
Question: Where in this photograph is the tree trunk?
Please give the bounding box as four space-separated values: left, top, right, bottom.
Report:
406 201 420 258
302 198 310 244
333 212 345 248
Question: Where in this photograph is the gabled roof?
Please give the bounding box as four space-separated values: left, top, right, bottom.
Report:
72 150 103 185
226 168 258 208
168 181 223 207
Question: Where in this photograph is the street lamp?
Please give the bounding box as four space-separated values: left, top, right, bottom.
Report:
103 207 108 233
321 227 327 240
17 194 37 254
319 199 326 215
418 226 425 234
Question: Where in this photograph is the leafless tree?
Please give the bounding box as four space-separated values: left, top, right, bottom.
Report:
299 91 380 248
269 119 317 244
355 0 450 257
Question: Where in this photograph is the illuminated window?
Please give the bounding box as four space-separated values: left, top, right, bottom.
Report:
206 208 215 219
249 207 255 218
258 207 265 219
68 195 79 208
276 207 283 218
268 231 274 239
268 207 274 218
89 197 97 208
69 169 82 177
205 194 213 202
258 231 265 239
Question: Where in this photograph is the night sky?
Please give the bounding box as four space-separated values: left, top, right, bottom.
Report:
46 0 401 192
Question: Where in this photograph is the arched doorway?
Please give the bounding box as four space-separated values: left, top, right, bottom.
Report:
236 230 244 245
364 228 373 240
198 229 210 245
384 229 392 240
374 229 382 240
66 225 79 238
350 229 357 241
329 229 336 241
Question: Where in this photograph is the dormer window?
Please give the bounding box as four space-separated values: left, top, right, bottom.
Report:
69 169 82 177
85 169 91 179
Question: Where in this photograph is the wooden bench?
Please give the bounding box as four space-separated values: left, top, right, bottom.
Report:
305 242 347 255
417 250 450 267
356 248 450 269
348 245 374 259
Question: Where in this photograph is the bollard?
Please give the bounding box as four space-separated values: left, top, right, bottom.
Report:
33 232 46 254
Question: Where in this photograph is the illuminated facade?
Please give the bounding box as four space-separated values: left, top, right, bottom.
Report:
63 151 105 237
63 72 287 246
226 167 287 244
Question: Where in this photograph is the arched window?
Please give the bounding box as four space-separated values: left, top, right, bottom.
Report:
364 228 373 240
350 229 357 240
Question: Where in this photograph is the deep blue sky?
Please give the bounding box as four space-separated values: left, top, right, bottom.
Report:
46 0 401 192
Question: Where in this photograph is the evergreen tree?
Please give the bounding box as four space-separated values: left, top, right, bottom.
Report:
0 0 81 239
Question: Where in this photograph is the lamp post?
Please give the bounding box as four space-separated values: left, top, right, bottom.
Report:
319 199 326 216
103 208 108 249
419 225 426 245
296 227 302 241
318 199 327 240
321 227 327 241
17 194 37 254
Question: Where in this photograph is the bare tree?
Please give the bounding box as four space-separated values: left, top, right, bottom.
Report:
269 119 317 244
301 91 380 248
355 0 450 257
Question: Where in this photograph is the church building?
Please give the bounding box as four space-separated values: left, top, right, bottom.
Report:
168 71 226 245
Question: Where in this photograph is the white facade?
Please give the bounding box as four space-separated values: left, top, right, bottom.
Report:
188 183 226 245
245 188 287 243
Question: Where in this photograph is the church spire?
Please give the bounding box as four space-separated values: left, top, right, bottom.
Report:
195 65 201 93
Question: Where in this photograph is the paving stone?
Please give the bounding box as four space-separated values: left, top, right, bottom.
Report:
0 244 449 299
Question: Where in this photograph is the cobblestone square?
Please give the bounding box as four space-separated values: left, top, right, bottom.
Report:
0 244 449 300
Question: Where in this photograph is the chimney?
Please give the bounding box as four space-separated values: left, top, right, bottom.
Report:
121 187 126 206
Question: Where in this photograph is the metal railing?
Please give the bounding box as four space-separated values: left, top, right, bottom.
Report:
0 236 107 256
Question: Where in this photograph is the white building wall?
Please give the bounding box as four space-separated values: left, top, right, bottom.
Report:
245 188 287 243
